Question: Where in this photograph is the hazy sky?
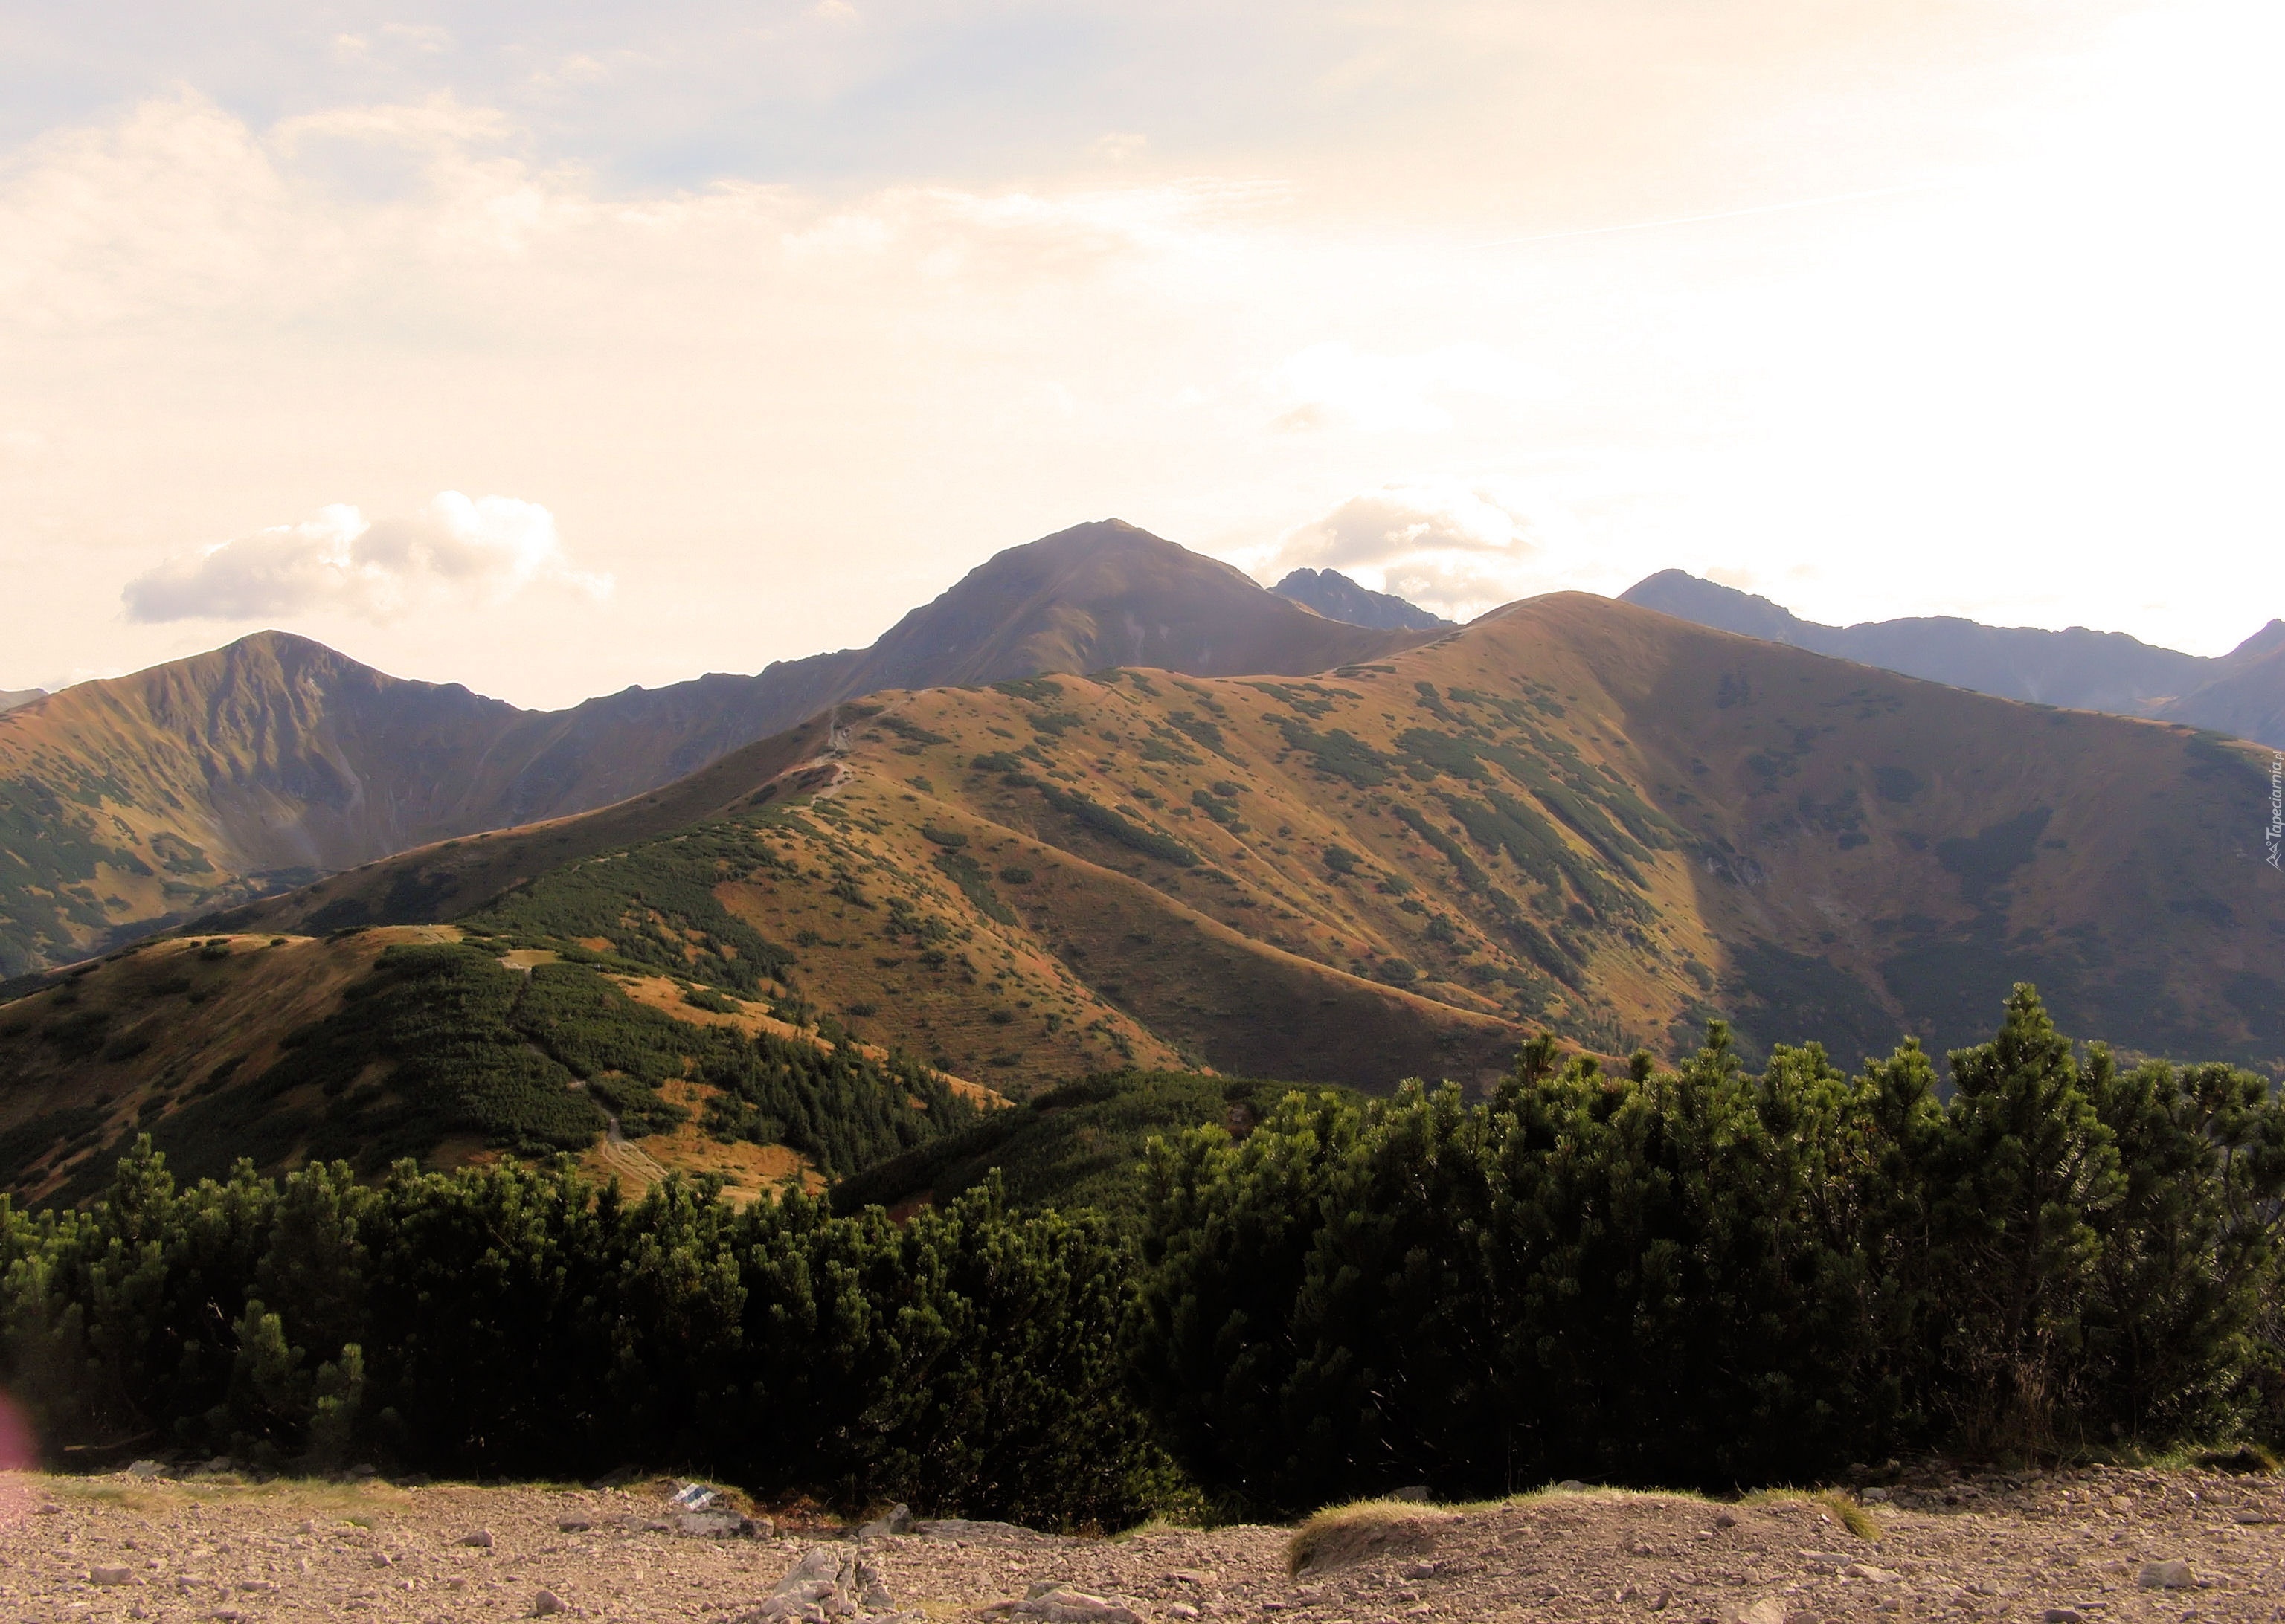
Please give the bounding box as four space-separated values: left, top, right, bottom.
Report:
1 0 2278 708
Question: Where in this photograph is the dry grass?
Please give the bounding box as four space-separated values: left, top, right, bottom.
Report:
1286 1498 1461 1573
1742 1487 1879 1541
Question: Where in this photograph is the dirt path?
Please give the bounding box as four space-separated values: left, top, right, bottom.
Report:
1 1461 2278 1623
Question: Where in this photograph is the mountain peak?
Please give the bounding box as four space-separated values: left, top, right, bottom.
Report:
1273 567 1454 631
1619 570 1814 645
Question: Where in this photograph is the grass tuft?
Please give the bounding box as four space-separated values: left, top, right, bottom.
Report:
1742 1486 1878 1541
1287 1498 1457 1574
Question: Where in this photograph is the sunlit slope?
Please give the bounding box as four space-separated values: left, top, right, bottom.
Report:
0 523 1427 979
0 923 994 1205
209 592 2285 1084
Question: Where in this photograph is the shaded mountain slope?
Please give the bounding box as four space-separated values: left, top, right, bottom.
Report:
0 521 1429 976
0 690 41 714
2155 619 2285 745
1622 569 2285 745
205 593 2285 1107
1273 567 1454 631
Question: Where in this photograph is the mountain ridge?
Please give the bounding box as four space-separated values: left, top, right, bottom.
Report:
0 521 1430 975
199 589 2285 1085
1621 569 2285 744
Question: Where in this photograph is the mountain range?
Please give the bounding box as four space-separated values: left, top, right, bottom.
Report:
1622 570 2285 747
0 522 1424 977
3 521 2279 1200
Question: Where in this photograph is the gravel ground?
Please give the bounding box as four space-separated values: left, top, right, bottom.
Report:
1 1460 2279 1623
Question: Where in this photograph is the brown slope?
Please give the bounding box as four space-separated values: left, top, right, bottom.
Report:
0 521 1426 976
0 633 535 975
202 590 2284 1112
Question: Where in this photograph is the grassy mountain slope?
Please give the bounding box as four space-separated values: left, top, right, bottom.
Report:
0 922 995 1205
1623 569 2285 747
0 634 530 976
201 593 2285 1104
0 523 1424 978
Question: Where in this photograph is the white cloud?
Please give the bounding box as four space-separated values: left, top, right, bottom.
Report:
122 493 611 624
1271 486 1545 621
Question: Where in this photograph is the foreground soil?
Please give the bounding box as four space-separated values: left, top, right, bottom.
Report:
1 1460 2278 1623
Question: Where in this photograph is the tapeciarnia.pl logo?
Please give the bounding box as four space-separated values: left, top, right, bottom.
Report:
2269 752 2284 871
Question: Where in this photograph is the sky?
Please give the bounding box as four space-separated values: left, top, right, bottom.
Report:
0 0 2278 709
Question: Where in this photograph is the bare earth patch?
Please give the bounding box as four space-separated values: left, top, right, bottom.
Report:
1 1463 2279 1623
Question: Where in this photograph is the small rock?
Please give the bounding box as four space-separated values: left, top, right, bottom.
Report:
533 1588 568 1616
1861 1487 1889 1503
857 1503 916 1539
1391 1485 1431 1502
677 1509 761 1538
2043 1610 2084 1623
1843 1563 1900 1583
1782 1612 1818 1624
2138 1559 2194 1590
91 1565 133 1586
348 1463 379 1480
124 1460 167 1479
1553 1478 1588 1492
1712 1511 1738 1530
559 1518 595 1533
1401 1562 1438 1580
460 1529 495 1548
737 1545 913 1623
1733 1600 1788 1624
1168 1607 1200 1622
370 1553 394 1567
295 1518 317 1535
36 1504 60 1515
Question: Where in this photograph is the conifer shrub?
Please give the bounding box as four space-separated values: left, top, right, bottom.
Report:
0 1150 1172 1527
1129 987 2285 1515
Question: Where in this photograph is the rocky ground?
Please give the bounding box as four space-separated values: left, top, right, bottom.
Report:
0 1460 2278 1624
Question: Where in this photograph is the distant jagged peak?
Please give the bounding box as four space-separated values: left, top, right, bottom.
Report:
1272 567 1455 632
